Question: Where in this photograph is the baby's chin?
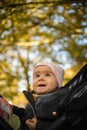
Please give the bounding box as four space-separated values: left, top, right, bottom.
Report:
35 91 46 95
34 90 54 95
34 90 48 95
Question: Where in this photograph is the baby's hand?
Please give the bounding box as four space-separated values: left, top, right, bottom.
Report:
25 117 37 130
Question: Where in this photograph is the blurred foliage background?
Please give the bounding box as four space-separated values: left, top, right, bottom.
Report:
0 0 87 106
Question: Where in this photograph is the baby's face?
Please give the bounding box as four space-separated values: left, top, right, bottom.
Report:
33 65 58 94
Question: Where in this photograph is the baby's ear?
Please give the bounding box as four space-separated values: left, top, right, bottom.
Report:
57 84 60 88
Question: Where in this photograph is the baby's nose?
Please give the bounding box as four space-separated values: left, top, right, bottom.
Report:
38 75 44 81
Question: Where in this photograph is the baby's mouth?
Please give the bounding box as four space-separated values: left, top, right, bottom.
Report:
38 84 46 87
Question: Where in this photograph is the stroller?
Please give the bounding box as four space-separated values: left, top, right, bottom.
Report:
0 64 87 130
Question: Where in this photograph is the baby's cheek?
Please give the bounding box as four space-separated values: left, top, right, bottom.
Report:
32 81 37 88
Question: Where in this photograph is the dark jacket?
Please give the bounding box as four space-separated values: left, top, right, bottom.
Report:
13 90 87 130
13 90 61 130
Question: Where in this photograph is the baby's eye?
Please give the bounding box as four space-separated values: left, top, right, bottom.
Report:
34 74 40 78
45 73 51 76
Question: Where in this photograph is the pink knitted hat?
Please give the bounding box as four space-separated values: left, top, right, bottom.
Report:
33 62 64 88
